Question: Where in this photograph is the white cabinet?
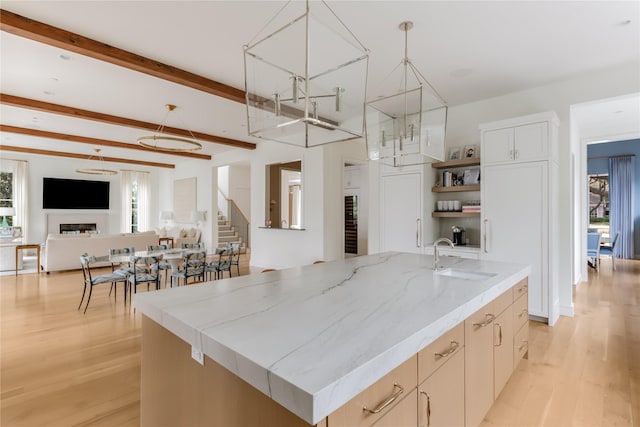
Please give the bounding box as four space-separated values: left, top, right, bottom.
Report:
480 111 559 325
380 168 424 253
482 121 549 164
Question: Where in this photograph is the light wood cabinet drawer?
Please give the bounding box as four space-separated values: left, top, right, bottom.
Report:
514 322 529 365
327 355 417 427
513 291 529 331
373 388 418 427
494 287 513 316
417 322 464 383
513 278 528 299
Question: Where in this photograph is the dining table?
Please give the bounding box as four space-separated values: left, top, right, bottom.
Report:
106 247 228 273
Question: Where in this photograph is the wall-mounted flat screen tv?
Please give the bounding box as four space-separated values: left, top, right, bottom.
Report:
43 177 110 209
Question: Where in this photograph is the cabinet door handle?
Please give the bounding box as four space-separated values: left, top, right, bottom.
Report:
473 313 496 328
509 149 514 160
518 308 528 318
434 340 460 359
515 149 519 159
416 218 421 248
517 285 528 294
494 323 503 346
483 219 489 253
518 341 529 352
419 390 431 427
363 383 404 414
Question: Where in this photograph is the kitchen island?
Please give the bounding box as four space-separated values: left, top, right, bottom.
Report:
134 252 530 427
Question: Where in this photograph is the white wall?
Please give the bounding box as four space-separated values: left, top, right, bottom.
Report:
4 153 161 245
441 62 640 318
228 163 251 220
171 160 217 254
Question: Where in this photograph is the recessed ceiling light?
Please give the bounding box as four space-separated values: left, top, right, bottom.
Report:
43 91 55 96
59 54 71 61
617 20 632 26
614 110 624 114
50 77 59 82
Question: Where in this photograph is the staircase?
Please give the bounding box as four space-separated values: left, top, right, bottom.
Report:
217 211 246 253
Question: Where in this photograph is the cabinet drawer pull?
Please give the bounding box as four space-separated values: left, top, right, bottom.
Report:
363 383 404 414
473 313 496 328
494 323 503 346
518 341 528 352
517 285 528 293
419 390 431 427
434 340 460 359
518 308 528 318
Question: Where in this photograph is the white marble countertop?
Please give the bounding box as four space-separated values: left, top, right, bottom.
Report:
134 252 530 425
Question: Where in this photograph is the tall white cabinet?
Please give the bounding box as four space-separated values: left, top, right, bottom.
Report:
480 111 560 326
380 164 433 254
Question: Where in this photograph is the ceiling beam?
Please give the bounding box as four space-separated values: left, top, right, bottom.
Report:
0 125 212 160
0 94 256 150
0 145 175 169
0 9 246 104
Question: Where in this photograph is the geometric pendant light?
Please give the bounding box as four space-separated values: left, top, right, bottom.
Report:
244 0 369 148
366 21 448 167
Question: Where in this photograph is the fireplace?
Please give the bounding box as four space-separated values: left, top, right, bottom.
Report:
47 213 108 236
60 223 97 234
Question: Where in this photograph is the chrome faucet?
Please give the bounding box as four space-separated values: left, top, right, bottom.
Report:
433 237 454 270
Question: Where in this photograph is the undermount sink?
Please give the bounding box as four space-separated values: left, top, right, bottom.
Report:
436 268 497 281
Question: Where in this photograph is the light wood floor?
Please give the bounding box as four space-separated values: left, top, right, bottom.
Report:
1 256 638 426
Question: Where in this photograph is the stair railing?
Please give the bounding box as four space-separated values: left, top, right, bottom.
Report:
218 188 250 250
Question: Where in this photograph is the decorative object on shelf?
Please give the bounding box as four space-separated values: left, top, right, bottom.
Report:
463 168 480 185
448 147 461 161
463 144 478 158
137 104 202 152
243 0 369 148
366 21 448 167
0 207 15 228
75 148 118 175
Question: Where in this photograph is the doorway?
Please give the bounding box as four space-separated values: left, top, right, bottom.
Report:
343 162 369 256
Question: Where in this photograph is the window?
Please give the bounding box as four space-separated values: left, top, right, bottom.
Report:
121 170 149 233
131 180 139 233
588 174 609 240
0 171 14 226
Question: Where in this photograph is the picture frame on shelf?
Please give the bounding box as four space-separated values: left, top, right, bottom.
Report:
463 144 478 158
448 147 461 160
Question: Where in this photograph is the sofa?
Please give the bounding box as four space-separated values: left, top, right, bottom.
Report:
155 226 201 248
42 231 159 272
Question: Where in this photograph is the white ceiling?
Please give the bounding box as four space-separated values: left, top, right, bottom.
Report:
1 1 639 168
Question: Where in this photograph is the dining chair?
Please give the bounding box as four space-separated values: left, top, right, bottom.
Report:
79 253 128 314
128 254 164 295
109 247 137 278
205 248 228 280
599 231 620 270
587 232 601 271
181 242 205 250
171 251 206 287
227 242 241 277
147 244 172 286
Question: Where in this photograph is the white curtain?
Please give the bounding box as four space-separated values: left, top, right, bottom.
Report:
120 170 150 232
120 170 133 232
136 171 151 232
608 156 635 259
13 160 28 242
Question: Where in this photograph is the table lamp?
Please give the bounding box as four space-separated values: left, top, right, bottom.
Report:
0 207 15 228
